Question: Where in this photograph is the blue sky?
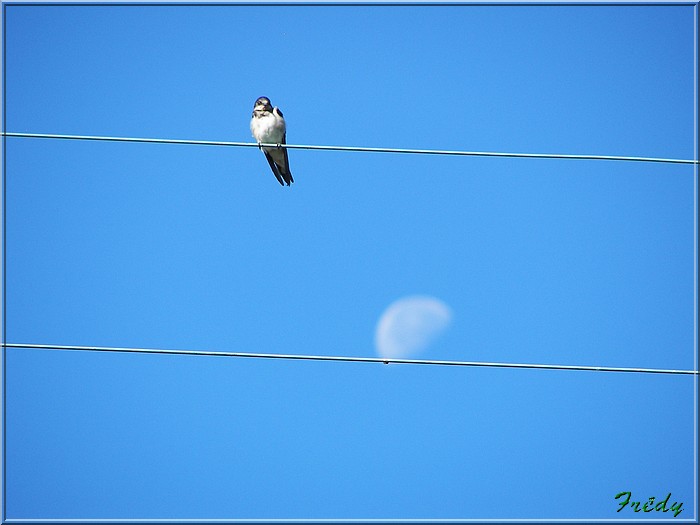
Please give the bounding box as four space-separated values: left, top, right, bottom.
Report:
2 3 697 521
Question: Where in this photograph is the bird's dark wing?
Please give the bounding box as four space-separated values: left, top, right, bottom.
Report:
263 150 286 186
279 133 294 186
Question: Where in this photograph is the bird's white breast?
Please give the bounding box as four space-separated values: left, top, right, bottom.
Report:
250 111 286 144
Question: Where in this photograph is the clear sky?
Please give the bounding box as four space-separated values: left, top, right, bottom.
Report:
2 2 697 521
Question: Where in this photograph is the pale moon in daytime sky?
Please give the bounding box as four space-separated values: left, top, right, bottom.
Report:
375 296 452 359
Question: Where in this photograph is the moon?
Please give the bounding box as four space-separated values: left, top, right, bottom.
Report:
375 296 452 359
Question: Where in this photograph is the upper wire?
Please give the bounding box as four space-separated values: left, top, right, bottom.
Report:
3 132 698 165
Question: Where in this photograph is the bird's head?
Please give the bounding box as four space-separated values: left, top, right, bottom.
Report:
253 97 273 112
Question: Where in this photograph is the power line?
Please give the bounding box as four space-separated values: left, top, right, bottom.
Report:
3 343 697 376
3 131 698 166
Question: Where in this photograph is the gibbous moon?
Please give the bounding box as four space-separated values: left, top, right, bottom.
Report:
375 296 452 359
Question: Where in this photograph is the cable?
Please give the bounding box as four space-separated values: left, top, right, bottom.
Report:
3 132 698 165
3 343 697 376
3 133 697 375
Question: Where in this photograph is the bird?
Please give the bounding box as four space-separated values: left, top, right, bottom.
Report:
250 96 294 186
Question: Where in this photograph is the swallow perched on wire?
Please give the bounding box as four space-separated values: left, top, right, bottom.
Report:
250 96 294 186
